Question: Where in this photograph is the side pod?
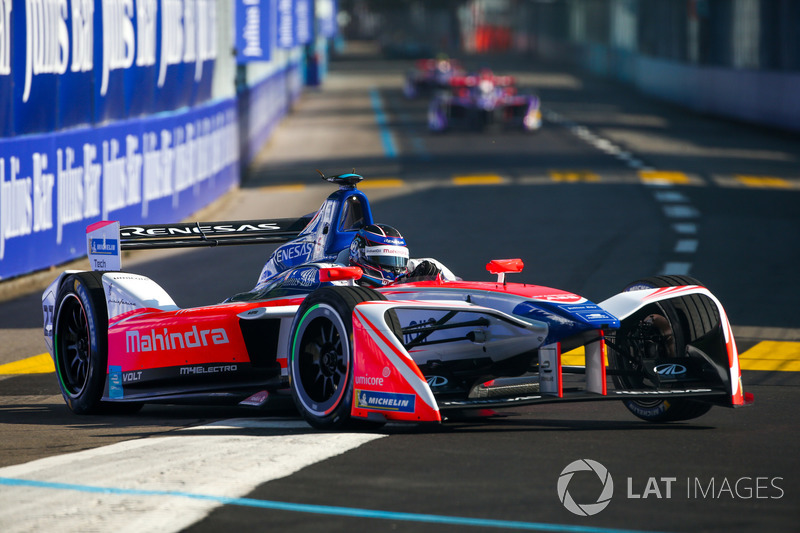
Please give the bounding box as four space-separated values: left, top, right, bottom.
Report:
350 301 441 423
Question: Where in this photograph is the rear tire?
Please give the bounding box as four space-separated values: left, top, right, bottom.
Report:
613 276 716 422
54 272 143 415
289 286 395 430
53 273 109 414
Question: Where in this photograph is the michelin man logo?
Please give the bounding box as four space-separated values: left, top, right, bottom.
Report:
557 459 614 516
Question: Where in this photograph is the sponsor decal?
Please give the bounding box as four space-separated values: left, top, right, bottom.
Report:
125 325 229 353
557 303 616 324
364 245 408 259
121 222 283 237
90 238 118 255
42 303 54 337
356 389 415 413
654 363 687 376
355 374 384 387
426 376 448 387
108 365 123 399
180 364 238 375
275 242 314 263
121 371 142 383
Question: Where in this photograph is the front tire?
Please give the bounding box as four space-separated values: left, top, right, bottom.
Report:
289 286 389 429
613 275 716 422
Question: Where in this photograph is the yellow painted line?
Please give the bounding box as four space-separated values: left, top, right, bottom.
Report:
562 347 586 367
0 353 54 374
451 174 505 186
549 170 600 183
562 341 800 372
258 183 307 192
639 170 690 184
2 342 799 376
735 175 791 189
739 341 800 371
359 178 405 189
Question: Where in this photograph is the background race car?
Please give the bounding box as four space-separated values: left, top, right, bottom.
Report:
403 57 465 99
428 69 542 132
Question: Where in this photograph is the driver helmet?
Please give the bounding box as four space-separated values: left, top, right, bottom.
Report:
349 224 409 286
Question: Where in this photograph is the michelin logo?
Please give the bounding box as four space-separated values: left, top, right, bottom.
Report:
90 238 118 255
356 389 415 413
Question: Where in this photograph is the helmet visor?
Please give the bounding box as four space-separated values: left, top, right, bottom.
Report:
365 245 409 272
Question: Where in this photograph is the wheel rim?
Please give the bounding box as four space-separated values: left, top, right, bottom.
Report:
55 294 91 397
292 305 350 417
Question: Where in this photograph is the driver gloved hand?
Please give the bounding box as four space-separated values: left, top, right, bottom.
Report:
404 260 440 282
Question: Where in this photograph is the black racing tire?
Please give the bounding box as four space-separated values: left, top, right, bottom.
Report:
289 286 398 430
53 272 109 414
613 275 716 423
54 272 143 415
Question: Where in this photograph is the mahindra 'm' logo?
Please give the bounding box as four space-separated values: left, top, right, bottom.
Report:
654 363 687 376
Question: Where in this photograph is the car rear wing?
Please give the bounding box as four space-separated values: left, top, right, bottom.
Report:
86 217 312 271
118 217 312 249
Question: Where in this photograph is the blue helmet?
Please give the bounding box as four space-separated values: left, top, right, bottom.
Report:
349 224 409 286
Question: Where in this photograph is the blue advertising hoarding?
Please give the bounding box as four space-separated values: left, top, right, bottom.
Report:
58 0 95 131
318 0 337 39
295 0 312 46
0 0 10 137
4 0 218 133
276 0 295 49
0 98 239 280
236 0 273 63
13 0 60 135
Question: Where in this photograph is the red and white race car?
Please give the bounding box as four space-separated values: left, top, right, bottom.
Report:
428 68 542 132
42 174 752 429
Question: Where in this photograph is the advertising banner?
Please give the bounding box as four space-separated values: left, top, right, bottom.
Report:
0 0 10 137
318 0 337 39
294 0 312 46
5 0 218 133
276 0 295 49
236 0 272 63
0 98 239 281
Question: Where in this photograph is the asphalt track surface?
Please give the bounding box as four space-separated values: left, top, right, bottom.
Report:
1 43 799 532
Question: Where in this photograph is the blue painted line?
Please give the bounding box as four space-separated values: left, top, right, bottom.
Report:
369 87 398 158
0 476 670 533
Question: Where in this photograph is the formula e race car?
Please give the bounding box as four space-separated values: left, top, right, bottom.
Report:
403 57 465 99
41 173 751 430
428 69 542 132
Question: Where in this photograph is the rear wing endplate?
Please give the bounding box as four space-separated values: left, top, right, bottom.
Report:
86 217 311 271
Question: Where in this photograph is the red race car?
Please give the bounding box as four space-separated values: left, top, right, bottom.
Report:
42 174 751 429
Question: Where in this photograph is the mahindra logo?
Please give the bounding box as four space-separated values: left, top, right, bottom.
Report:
654 363 687 376
426 376 448 387
125 326 229 353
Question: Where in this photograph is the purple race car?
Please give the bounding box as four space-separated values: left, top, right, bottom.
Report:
428 68 542 132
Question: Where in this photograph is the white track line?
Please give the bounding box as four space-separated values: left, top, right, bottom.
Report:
0 419 385 533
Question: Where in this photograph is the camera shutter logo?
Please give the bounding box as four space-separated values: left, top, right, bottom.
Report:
557 459 614 516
